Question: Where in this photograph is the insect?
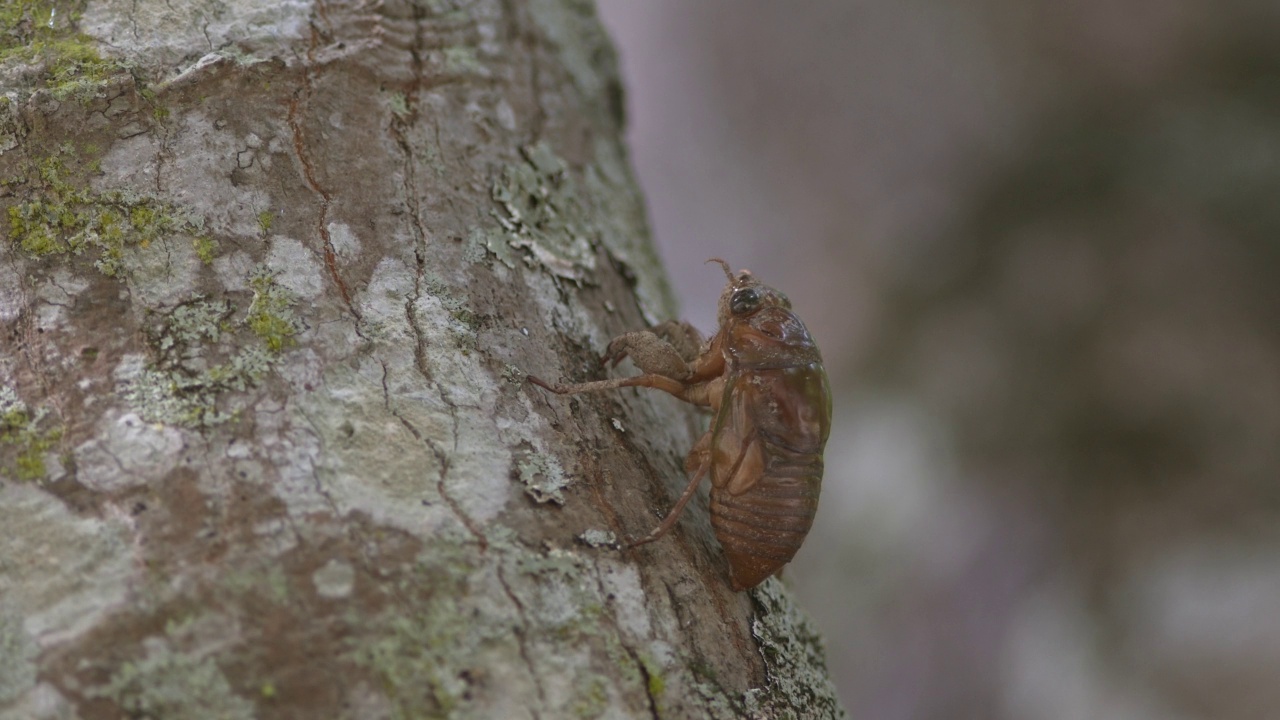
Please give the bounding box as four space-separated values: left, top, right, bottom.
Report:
529 259 831 590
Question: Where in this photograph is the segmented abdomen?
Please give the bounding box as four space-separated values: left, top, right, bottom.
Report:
710 443 823 590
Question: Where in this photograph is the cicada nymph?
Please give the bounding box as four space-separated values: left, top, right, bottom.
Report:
529 259 832 590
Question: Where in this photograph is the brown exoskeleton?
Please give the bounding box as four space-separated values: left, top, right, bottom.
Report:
529 259 832 590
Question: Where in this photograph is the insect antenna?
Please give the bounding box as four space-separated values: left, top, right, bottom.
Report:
706 257 734 282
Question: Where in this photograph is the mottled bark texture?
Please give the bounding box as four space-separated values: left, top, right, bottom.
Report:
0 1 845 718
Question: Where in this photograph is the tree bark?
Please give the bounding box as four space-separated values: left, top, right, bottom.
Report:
0 1 845 718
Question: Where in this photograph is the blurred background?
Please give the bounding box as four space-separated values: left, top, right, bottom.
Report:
596 2 1280 719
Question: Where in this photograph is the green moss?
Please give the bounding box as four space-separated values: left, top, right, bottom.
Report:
47 41 125 101
8 205 64 255
14 445 50 480
350 554 483 720
641 655 665 697
256 210 273 234
0 2 129 101
93 642 255 720
4 149 204 277
246 269 298 352
387 91 409 118
193 235 218 263
248 314 293 351
120 274 296 428
571 677 608 719
628 651 668 715
0 386 62 482
129 204 156 231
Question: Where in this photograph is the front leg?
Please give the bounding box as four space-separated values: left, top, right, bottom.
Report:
528 322 721 406
660 320 705 363
527 371 702 404
601 325 699 381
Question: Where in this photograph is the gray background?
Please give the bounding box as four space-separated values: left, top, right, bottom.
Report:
598 2 1280 719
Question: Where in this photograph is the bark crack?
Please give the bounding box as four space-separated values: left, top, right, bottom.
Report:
501 0 548 141
383 2 491 552
376 358 481 550
128 0 141 40
149 111 168 197
580 454 628 544
587 566 662 720
285 96 355 320
494 561 548 713
630 647 663 720
291 404 344 518
430 381 488 550
287 20 362 329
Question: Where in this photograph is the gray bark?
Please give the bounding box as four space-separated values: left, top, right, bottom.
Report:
0 1 845 718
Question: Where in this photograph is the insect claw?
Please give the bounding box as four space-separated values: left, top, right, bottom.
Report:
601 337 630 368
622 531 665 551
526 375 563 393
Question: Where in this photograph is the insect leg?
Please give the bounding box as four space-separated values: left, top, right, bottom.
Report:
527 373 702 404
601 329 695 380
715 430 759 493
604 321 704 370
625 456 711 549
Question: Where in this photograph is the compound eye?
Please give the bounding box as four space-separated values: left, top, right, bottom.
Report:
730 287 761 315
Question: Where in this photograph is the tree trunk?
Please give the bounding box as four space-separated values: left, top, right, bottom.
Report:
0 1 845 718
